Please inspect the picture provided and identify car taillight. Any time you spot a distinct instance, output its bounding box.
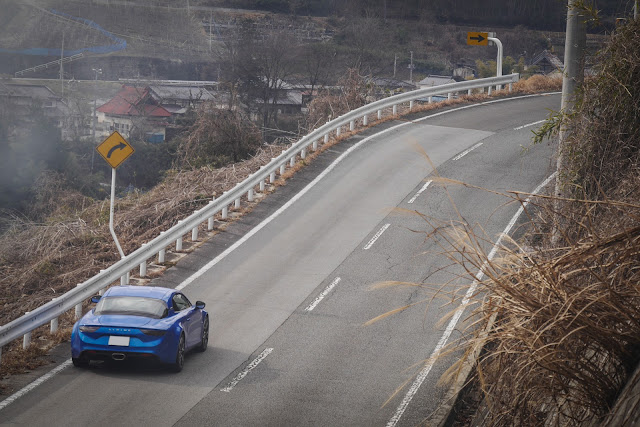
[140,329,166,336]
[79,326,99,333]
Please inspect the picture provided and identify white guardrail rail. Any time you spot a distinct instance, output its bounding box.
[0,74,519,361]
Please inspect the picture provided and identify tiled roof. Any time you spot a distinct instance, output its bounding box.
[97,85,171,117]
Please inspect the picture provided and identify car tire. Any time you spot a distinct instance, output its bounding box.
[172,334,186,373]
[197,315,209,352]
[72,357,89,368]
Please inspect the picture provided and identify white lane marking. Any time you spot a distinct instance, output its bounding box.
[408,180,432,204]
[514,119,546,130]
[363,224,391,250]
[452,142,483,161]
[176,124,416,291]
[0,92,560,410]
[386,172,557,427]
[305,277,341,312]
[0,360,72,411]
[220,348,273,392]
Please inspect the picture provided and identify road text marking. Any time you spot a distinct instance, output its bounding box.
[452,142,483,161]
[220,348,273,393]
[387,172,558,427]
[408,180,432,204]
[363,224,390,250]
[305,277,341,312]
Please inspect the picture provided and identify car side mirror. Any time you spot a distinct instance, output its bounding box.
[195,301,206,310]
[90,295,101,304]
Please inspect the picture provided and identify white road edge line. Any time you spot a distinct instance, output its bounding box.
[363,224,391,250]
[408,180,432,204]
[386,172,558,427]
[0,92,560,412]
[220,348,273,392]
[305,277,341,312]
[0,360,72,412]
[452,142,483,161]
[514,119,546,130]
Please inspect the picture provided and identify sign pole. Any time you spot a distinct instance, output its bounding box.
[109,167,125,260]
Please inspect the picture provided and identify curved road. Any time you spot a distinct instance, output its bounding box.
[0,94,559,426]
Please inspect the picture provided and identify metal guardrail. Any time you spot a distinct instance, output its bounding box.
[0,74,520,358]
[14,53,85,77]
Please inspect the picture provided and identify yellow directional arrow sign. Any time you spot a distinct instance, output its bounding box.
[467,32,489,46]
[96,131,134,169]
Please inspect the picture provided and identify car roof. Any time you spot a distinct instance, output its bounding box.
[103,285,175,302]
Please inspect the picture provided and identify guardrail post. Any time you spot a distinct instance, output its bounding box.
[349,120,355,131]
[324,134,329,143]
[468,89,472,96]
[140,259,147,277]
[176,236,183,251]
[259,180,265,192]
[269,171,276,183]
[208,216,214,230]
[409,100,414,111]
[23,314,31,349]
[50,301,58,333]
[363,115,368,126]
[289,156,295,167]
[75,284,83,319]
[392,105,397,115]
[448,92,453,100]
[158,248,166,263]
[336,127,341,137]
[509,82,513,92]
[222,206,228,219]
[488,85,492,95]
[248,189,254,202]
[301,148,306,159]
[120,273,128,286]
[279,164,286,175]
[234,198,241,209]
[377,109,382,119]
[192,226,198,241]
[428,96,433,103]
[313,140,318,151]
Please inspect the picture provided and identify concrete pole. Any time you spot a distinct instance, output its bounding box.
[557,0,587,199]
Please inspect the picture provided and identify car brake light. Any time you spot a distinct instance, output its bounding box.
[140,329,166,336]
[79,326,99,333]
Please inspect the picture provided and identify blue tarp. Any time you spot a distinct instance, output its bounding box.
[0,9,126,56]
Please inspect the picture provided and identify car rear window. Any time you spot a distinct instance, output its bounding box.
[94,296,167,319]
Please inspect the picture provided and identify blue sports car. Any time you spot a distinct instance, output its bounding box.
[71,285,208,372]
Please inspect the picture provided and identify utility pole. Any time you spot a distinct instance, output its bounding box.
[408,51,414,82]
[60,33,64,97]
[556,0,587,199]
[393,54,397,78]
[90,68,102,174]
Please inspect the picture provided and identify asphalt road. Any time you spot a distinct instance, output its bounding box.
[0,93,560,426]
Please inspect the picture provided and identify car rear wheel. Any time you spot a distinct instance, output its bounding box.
[197,316,209,352]
[72,357,89,368]
[172,334,185,372]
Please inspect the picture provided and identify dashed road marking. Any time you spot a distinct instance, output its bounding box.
[514,119,546,130]
[408,181,432,204]
[220,348,274,393]
[452,142,483,161]
[305,277,341,312]
[363,224,390,250]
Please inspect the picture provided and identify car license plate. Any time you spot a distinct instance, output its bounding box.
[108,336,130,346]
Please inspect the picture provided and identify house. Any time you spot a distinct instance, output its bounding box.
[418,75,456,88]
[369,77,417,99]
[0,83,78,138]
[529,50,564,75]
[147,85,215,115]
[96,85,171,142]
